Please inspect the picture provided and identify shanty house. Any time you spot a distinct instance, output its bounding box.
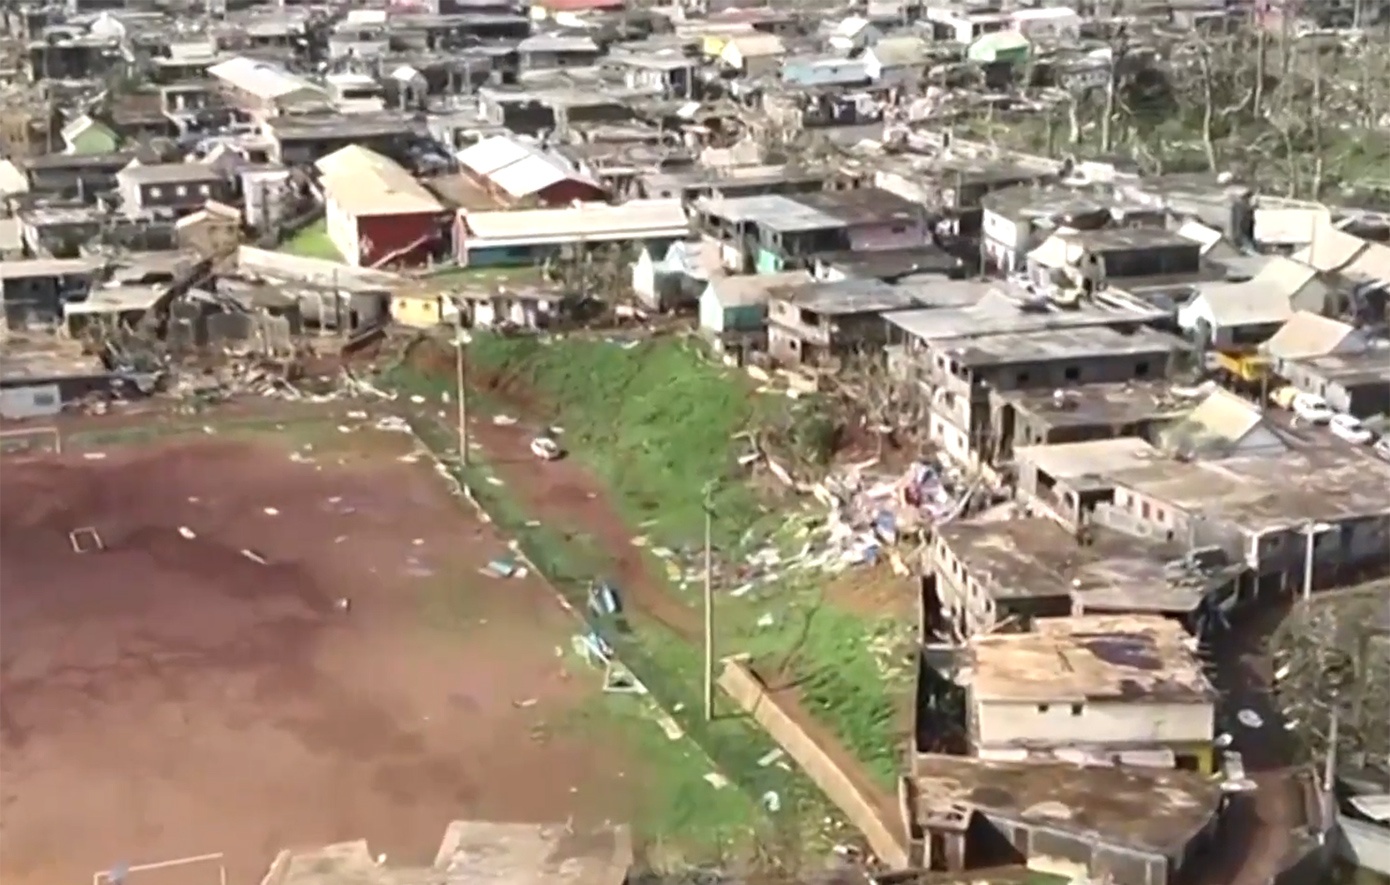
[719,34,787,77]
[530,0,626,18]
[175,200,242,264]
[116,163,231,214]
[317,145,446,269]
[1,257,104,329]
[793,189,929,252]
[862,36,931,84]
[695,195,848,274]
[456,199,689,268]
[1260,311,1369,377]
[967,615,1217,773]
[517,34,603,70]
[632,239,722,312]
[208,56,331,117]
[457,135,607,207]
[1162,387,1287,460]
[1177,257,1328,349]
[1282,349,1390,418]
[699,270,809,360]
[60,114,119,155]
[826,16,881,53]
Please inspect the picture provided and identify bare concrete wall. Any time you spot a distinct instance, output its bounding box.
[718,659,910,868]
[236,247,401,291]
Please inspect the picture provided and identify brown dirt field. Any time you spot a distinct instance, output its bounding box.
[0,431,635,885]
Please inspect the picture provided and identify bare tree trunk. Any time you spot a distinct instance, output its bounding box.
[1198,41,1219,173]
[1309,45,1326,199]
[1100,55,1118,153]
[1253,21,1267,120]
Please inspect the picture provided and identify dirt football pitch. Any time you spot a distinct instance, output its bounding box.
[0,425,637,885]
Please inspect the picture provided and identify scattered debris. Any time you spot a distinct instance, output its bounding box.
[483,558,518,578]
[530,436,563,461]
[335,597,351,613]
[703,772,730,789]
[241,549,268,565]
[69,527,104,554]
[178,526,197,540]
[757,748,786,767]
[263,507,280,516]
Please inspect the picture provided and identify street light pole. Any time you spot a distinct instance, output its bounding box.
[1301,525,1314,602]
[1300,521,1331,601]
[455,323,469,468]
[703,500,715,722]
[701,481,718,722]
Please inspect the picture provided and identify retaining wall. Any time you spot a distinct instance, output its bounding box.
[717,658,910,868]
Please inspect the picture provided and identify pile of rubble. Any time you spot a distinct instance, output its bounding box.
[647,456,975,601]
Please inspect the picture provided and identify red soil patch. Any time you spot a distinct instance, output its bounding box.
[0,435,633,885]
[462,415,702,644]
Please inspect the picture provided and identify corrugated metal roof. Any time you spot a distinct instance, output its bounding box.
[1290,225,1366,272]
[724,33,785,58]
[1262,311,1357,360]
[457,136,534,177]
[490,155,573,199]
[1350,794,1390,823]
[1253,206,1330,247]
[316,146,442,217]
[456,136,597,199]
[695,195,845,232]
[1183,388,1262,443]
[1340,241,1390,284]
[464,200,688,246]
[208,56,326,102]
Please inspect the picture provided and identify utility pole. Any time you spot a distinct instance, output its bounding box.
[455,322,469,467]
[1301,524,1315,602]
[702,482,715,722]
[1300,521,1329,601]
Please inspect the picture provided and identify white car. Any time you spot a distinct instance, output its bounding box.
[1329,413,1375,445]
[1292,393,1335,424]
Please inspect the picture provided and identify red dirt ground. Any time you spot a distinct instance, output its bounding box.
[0,432,634,885]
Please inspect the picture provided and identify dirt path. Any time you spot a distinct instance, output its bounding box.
[1184,598,1302,885]
[463,416,703,644]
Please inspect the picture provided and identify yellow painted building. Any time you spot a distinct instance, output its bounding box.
[698,24,757,57]
[390,293,445,329]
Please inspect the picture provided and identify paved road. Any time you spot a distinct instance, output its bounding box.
[1185,597,1308,885]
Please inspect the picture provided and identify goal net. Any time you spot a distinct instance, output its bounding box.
[93,854,227,885]
[0,426,61,456]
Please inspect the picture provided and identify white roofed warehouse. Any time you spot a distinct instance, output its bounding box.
[315,146,447,270]
[454,200,690,269]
